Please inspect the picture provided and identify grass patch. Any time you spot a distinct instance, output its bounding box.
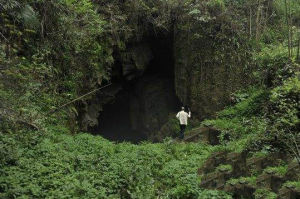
[264,165,288,177]
[283,181,300,191]
[227,176,257,186]
[254,188,277,199]
[216,164,232,173]
[251,151,269,158]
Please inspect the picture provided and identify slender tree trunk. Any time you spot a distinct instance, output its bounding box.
[256,1,262,41]
[289,1,293,57]
[297,37,300,62]
[284,0,291,58]
[263,0,270,32]
[250,7,252,38]
[261,5,265,33]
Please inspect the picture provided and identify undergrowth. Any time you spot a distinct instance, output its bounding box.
[0,127,232,199]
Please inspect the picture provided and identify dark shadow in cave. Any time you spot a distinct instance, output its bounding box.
[145,33,175,77]
[95,32,181,143]
[96,89,147,143]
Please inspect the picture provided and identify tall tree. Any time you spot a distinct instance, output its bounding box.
[284,0,291,58]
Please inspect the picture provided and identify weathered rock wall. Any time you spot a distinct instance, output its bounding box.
[78,1,255,139]
[129,76,180,134]
[174,19,253,119]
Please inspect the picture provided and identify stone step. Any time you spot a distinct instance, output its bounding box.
[278,187,293,199]
[246,155,270,175]
[200,172,219,189]
[224,182,256,199]
[184,126,221,145]
[285,161,300,181]
[245,152,291,176]
[216,183,225,190]
[225,151,248,178]
[200,169,232,189]
[256,173,285,193]
[198,150,248,177]
[197,141,299,198]
[198,151,228,174]
[184,132,200,142]
[278,186,300,199]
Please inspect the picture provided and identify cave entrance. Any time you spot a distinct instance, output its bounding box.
[96,32,181,142]
[145,33,175,77]
[97,89,147,143]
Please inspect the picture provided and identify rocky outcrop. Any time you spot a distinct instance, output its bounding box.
[78,84,122,131]
[79,10,254,139]
[199,150,300,199]
[129,76,179,135]
[78,43,156,134]
[173,19,253,119]
[184,127,221,145]
[120,43,153,80]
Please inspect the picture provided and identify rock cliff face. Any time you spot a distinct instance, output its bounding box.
[119,43,153,81]
[174,19,252,119]
[78,84,122,132]
[129,76,179,134]
[79,8,253,141]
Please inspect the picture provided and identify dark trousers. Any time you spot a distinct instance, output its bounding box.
[179,124,186,139]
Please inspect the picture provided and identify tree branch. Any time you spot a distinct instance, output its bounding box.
[46,83,112,116]
[0,32,9,42]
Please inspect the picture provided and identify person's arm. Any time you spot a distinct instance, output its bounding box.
[188,108,191,118]
[176,112,180,119]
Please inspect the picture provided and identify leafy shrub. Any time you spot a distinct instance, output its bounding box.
[218,87,269,118]
[254,44,295,86]
[283,181,300,191]
[216,164,232,172]
[207,0,226,12]
[268,75,300,163]
[254,188,277,199]
[227,176,257,186]
[157,113,181,140]
[270,76,300,129]
[264,165,288,177]
[202,66,299,155]
[203,87,269,146]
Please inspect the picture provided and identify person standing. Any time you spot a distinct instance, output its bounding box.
[176,106,191,139]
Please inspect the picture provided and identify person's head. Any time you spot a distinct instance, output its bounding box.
[181,106,185,111]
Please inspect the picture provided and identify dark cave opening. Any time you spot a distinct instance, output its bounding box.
[144,34,175,77]
[94,33,181,142]
[96,89,147,143]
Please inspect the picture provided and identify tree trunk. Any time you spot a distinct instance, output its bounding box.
[262,0,270,32]
[255,1,262,41]
[250,7,252,38]
[284,0,291,58]
[297,37,300,62]
[289,1,293,57]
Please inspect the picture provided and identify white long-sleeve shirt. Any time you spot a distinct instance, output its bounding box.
[176,110,191,125]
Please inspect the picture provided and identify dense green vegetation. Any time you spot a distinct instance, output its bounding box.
[203,54,299,160]
[1,128,234,198]
[1,0,300,198]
